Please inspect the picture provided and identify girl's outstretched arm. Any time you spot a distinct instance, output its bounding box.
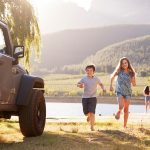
[131,76,136,86]
[99,82,106,92]
[110,73,117,91]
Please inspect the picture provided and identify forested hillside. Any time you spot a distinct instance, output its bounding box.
[62,35,150,75]
[32,24,150,73]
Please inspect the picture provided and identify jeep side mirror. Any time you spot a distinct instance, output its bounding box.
[14,46,24,59]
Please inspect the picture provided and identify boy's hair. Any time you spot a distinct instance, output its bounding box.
[85,65,95,72]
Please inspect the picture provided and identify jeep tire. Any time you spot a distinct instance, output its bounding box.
[19,90,46,137]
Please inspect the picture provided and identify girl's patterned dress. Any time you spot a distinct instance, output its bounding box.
[116,71,132,96]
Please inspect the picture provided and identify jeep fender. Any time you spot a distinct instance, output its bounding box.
[16,74,44,106]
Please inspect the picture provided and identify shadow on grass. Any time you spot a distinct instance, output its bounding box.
[0,120,148,150]
[0,132,107,150]
[138,128,150,136]
[98,130,140,142]
[0,130,146,150]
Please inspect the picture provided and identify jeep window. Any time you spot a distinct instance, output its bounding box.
[0,28,6,54]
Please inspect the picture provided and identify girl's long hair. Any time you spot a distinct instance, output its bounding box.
[111,57,136,77]
[144,86,149,95]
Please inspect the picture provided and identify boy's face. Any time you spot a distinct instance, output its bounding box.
[85,68,95,77]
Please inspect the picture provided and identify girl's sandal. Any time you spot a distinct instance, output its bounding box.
[91,127,95,131]
[115,111,121,120]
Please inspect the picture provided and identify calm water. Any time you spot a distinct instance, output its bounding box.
[46,103,146,118]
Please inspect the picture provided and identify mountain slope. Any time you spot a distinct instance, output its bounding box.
[39,24,150,69]
[63,35,150,74]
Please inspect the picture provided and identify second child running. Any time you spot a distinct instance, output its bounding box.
[77,65,106,131]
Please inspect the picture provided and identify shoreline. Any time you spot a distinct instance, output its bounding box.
[11,113,150,124]
[45,96,145,105]
[45,113,150,125]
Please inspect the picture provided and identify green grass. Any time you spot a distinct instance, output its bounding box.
[44,73,149,96]
[0,119,149,150]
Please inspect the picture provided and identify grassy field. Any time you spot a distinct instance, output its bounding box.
[44,73,149,97]
[0,119,150,150]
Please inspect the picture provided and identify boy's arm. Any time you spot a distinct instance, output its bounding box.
[77,83,84,88]
[97,78,106,92]
[77,78,84,88]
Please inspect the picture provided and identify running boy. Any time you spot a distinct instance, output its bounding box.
[77,65,106,131]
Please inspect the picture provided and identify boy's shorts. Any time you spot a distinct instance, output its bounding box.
[82,97,97,115]
[116,92,131,100]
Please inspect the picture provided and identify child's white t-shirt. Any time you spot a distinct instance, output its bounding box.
[78,76,102,98]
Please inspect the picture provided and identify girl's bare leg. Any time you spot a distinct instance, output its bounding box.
[124,99,130,128]
[148,101,150,110]
[115,96,124,119]
[145,101,148,113]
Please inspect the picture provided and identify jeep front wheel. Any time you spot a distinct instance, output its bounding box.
[19,90,46,137]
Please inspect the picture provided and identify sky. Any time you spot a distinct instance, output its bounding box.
[30,0,150,34]
[31,0,92,11]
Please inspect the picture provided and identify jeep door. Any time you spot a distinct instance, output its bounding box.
[0,28,14,104]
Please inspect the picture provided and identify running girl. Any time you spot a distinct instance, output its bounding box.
[110,57,136,128]
[143,86,150,112]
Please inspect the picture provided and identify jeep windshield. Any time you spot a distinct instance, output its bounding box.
[0,28,6,54]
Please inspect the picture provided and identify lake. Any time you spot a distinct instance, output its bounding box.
[46,103,146,118]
